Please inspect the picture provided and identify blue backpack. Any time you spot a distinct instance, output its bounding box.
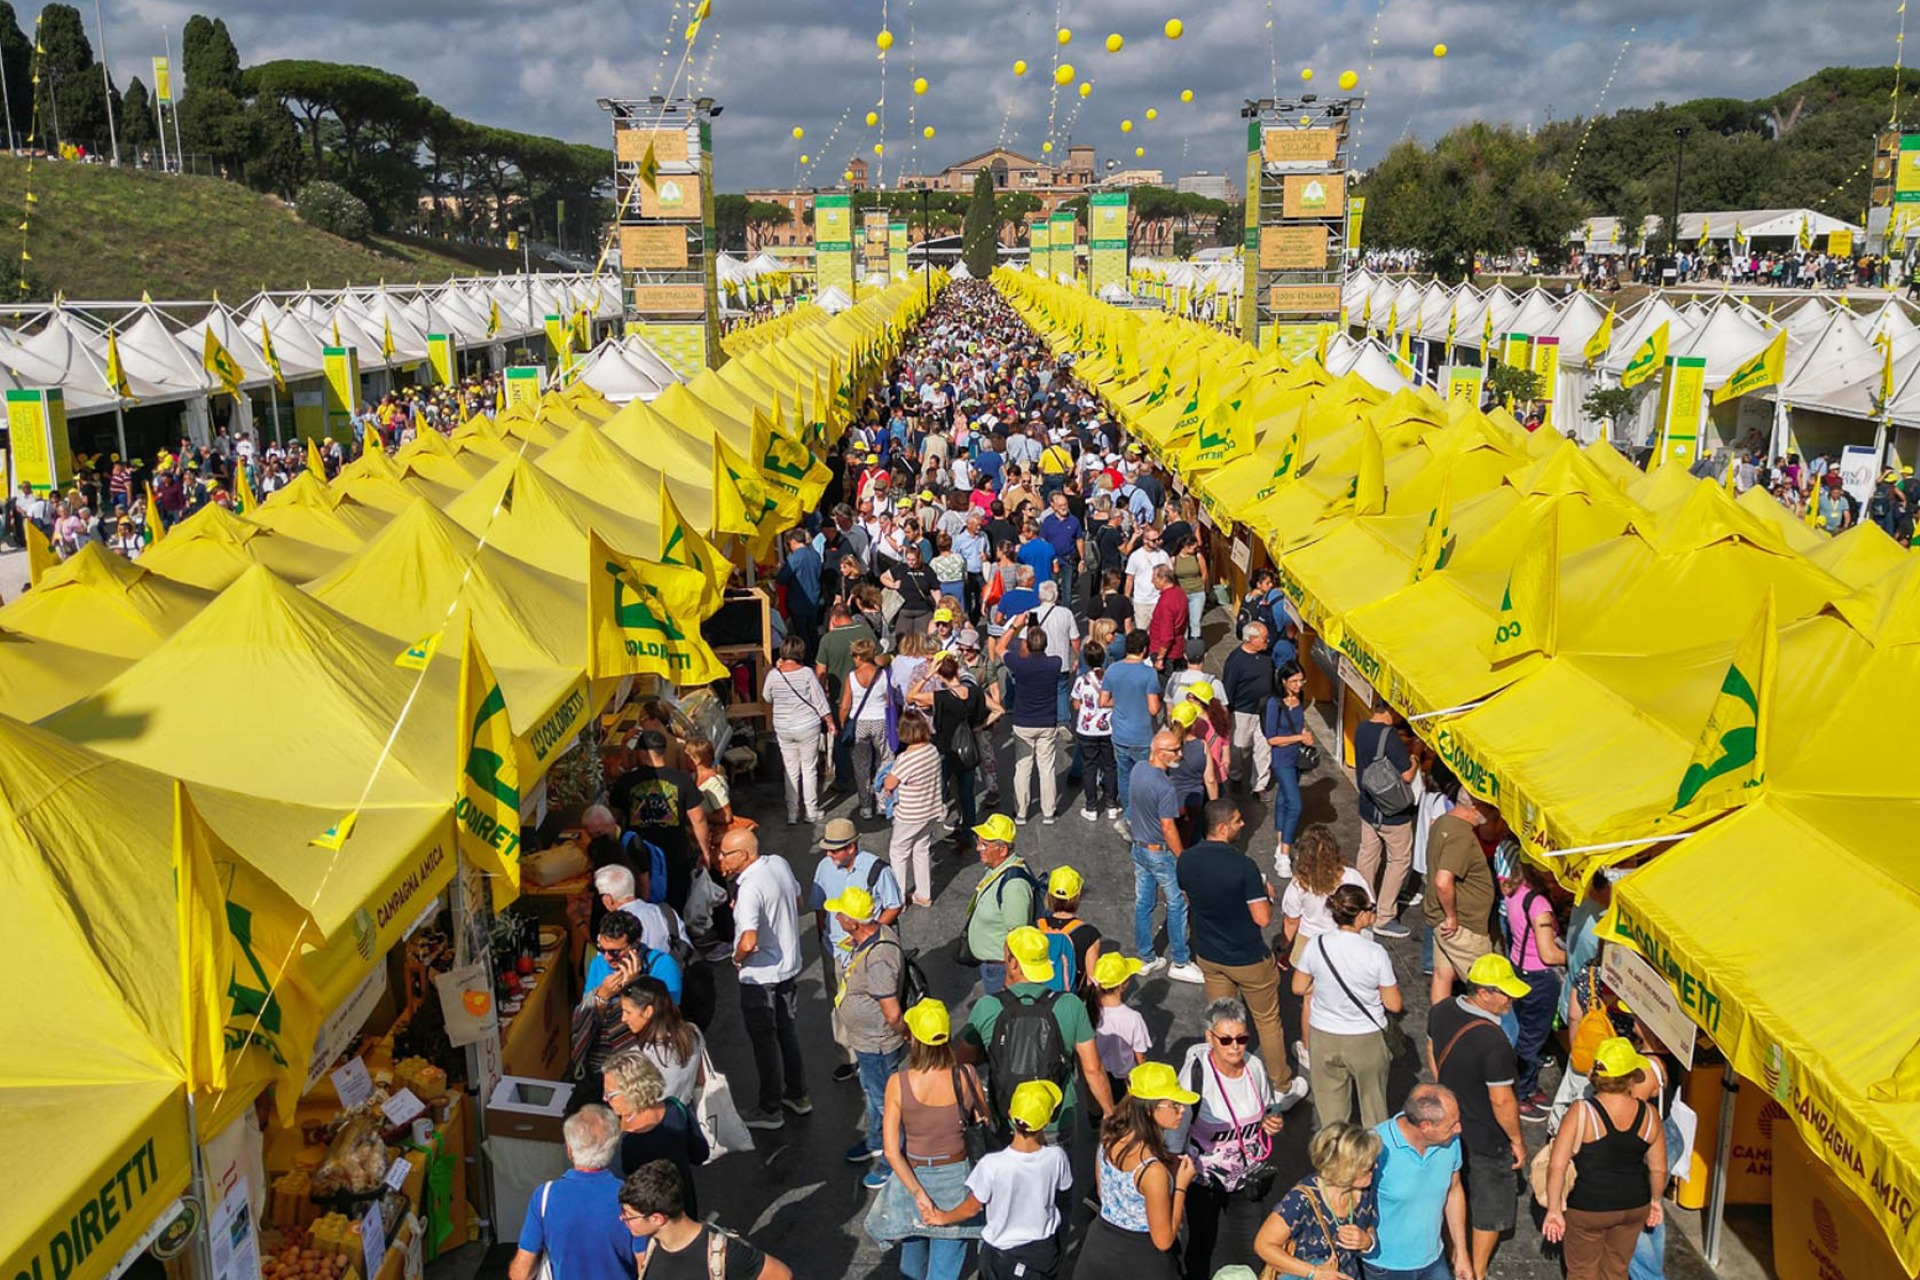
[623,832,670,905]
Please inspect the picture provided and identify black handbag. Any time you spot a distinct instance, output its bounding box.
[1297,743,1322,773]
[952,1066,1002,1164]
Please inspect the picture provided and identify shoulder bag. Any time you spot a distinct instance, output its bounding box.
[1313,936,1410,1061]
[695,1042,753,1158]
[1357,723,1415,816]
[951,1065,1002,1164]
[841,670,880,745]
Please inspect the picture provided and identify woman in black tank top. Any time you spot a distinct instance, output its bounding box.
[1541,1039,1670,1280]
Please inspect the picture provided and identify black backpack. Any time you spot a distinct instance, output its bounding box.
[985,988,1072,1135]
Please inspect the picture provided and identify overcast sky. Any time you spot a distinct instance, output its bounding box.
[86,0,1911,190]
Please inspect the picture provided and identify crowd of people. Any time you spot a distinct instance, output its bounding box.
[1719,446,1920,541]
[529,280,1685,1280]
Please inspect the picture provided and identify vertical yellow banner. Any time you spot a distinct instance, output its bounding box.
[321,346,359,439]
[1659,356,1708,469]
[1500,332,1531,368]
[1445,365,1485,406]
[1530,336,1560,432]
[1346,195,1366,249]
[5,388,73,491]
[426,333,456,386]
[504,365,543,409]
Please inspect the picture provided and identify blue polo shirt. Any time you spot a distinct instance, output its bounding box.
[1017,537,1056,586]
[584,944,683,1005]
[1103,658,1162,747]
[1368,1116,1462,1270]
[517,1169,646,1280]
[810,850,905,949]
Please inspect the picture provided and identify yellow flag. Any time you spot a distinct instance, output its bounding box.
[685,0,711,41]
[25,519,57,585]
[1412,469,1454,581]
[1797,216,1812,251]
[1179,391,1252,471]
[233,460,257,515]
[638,141,661,192]
[1710,328,1785,405]
[381,315,396,360]
[1395,326,1412,368]
[659,484,727,610]
[363,420,383,456]
[587,529,728,684]
[487,298,502,337]
[1619,321,1668,390]
[307,436,326,480]
[105,327,131,398]
[1481,307,1494,352]
[1490,508,1558,663]
[260,319,286,390]
[309,812,358,851]
[1878,332,1896,409]
[395,631,443,670]
[456,626,525,896]
[1673,590,1775,815]
[203,327,245,397]
[1583,307,1615,363]
[173,781,323,1106]
[143,482,165,546]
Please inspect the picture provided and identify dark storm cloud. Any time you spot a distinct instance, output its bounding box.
[82,0,1912,188]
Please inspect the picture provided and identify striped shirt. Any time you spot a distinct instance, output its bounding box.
[890,744,945,825]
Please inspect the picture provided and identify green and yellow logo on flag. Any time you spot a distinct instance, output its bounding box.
[660,484,726,611]
[1584,307,1615,364]
[1179,394,1251,471]
[638,141,661,193]
[204,327,245,397]
[106,327,132,398]
[456,626,524,894]
[143,482,165,546]
[1490,508,1559,664]
[309,811,358,851]
[395,631,443,670]
[260,319,286,391]
[1412,470,1454,582]
[174,780,321,1105]
[1673,590,1775,815]
[587,529,727,684]
[233,460,257,515]
[1619,321,1668,390]
[1710,329,1785,405]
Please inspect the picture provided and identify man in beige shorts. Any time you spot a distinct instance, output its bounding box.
[1422,788,1500,1005]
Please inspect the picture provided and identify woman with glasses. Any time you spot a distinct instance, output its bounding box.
[1169,998,1290,1279]
[1070,1062,1198,1279]
[602,1050,708,1217]
[1255,1121,1383,1280]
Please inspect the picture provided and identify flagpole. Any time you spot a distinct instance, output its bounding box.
[269,378,284,445]
[112,402,128,459]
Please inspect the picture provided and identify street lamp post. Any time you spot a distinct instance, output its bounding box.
[1669,125,1691,277]
[916,183,932,307]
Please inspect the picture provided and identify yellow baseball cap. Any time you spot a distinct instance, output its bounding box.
[1004,925,1056,983]
[1090,951,1145,990]
[1127,1061,1201,1106]
[973,814,1017,844]
[822,885,879,922]
[1466,954,1533,998]
[1007,1079,1063,1132]
[1047,865,1085,899]
[903,998,952,1045]
[1591,1037,1654,1080]
[1185,681,1215,704]
[920,489,937,501]
[1169,701,1200,727]
[934,607,954,622]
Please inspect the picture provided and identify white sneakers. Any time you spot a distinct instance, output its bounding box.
[1274,852,1294,880]
[1293,1039,1311,1072]
[1166,962,1205,985]
[1138,955,1169,977]
[1275,1077,1311,1110]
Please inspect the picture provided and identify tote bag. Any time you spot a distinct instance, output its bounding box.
[695,1045,753,1157]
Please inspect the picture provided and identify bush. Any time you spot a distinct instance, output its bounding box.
[295,180,372,241]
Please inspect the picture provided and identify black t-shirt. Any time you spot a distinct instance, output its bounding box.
[640,1226,766,1280]
[1095,592,1133,634]
[1353,721,1414,826]
[891,563,939,613]
[1162,520,1194,555]
[1427,997,1517,1156]
[1220,647,1274,714]
[1093,524,1128,578]
[1176,842,1269,967]
[986,517,1017,552]
[614,1099,709,1218]
[610,766,699,906]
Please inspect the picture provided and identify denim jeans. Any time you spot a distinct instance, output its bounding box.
[739,977,807,1112]
[1272,761,1303,843]
[856,1046,905,1153]
[1629,1216,1667,1280]
[1114,740,1149,807]
[901,1237,970,1280]
[945,762,978,832]
[1186,590,1206,638]
[1363,1257,1453,1280]
[979,960,1008,995]
[1513,968,1562,1099]
[1131,842,1190,965]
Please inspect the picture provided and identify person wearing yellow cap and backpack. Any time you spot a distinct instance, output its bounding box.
[958,926,1115,1141]
[1035,865,1101,994]
[924,1080,1073,1279]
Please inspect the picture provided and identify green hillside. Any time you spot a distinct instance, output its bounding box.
[0,156,524,302]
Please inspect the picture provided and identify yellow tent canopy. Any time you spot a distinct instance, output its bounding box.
[133,502,346,590]
[534,417,667,528]
[598,397,746,536]
[248,470,392,552]
[443,454,665,579]
[0,628,132,720]
[0,541,213,658]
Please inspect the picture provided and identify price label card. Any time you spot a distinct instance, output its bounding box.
[330,1058,373,1110]
[380,1088,426,1127]
[360,1203,385,1280]
[383,1157,411,1193]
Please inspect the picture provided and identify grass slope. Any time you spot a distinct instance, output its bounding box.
[0,156,521,302]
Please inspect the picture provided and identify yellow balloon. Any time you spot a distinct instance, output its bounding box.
[1013,59,1028,76]
[873,142,885,155]
[1105,33,1123,53]
[1433,42,1448,57]
[865,111,879,126]
[843,170,854,181]
[875,29,893,50]
[923,125,936,138]
[1164,18,1184,39]
[1054,63,1075,85]
[1056,27,1072,45]
[1079,81,1092,97]
[913,77,929,95]
[1146,108,1158,120]
[1134,146,1145,157]
[1042,141,1054,153]
[1300,67,1314,81]
[1339,69,1358,90]
[791,126,804,140]
[1121,119,1134,133]
[1180,88,1193,102]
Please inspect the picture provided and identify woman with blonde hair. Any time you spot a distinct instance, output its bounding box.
[602,1049,709,1214]
[865,999,987,1279]
[1254,1121,1381,1280]
[841,637,896,819]
[1542,1039,1669,1280]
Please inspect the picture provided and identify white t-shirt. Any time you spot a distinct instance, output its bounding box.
[1297,930,1398,1035]
[1280,866,1374,938]
[1071,671,1113,737]
[965,1144,1072,1249]
[643,1026,705,1106]
[734,855,804,985]
[1034,603,1078,666]
[616,897,693,955]
[1125,548,1171,606]
[1096,1001,1150,1077]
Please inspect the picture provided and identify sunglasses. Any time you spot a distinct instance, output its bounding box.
[598,944,631,958]
[1211,1032,1252,1046]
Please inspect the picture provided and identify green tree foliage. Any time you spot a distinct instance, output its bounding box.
[180,16,241,95]
[34,3,116,151]
[295,179,372,240]
[119,76,155,151]
[1582,384,1644,431]
[0,2,31,148]
[962,169,998,277]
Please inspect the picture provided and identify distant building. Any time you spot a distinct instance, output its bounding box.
[1176,171,1233,201]
[1098,167,1164,188]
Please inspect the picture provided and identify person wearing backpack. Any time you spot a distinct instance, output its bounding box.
[958,926,1115,1141]
[1353,705,1417,940]
[1500,863,1567,1125]
[961,815,1042,995]
[619,1159,793,1280]
[1036,865,1102,994]
[824,885,911,1183]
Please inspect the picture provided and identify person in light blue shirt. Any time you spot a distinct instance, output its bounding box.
[583,911,683,1005]
[1365,1086,1469,1280]
[808,819,905,950]
[1102,629,1164,806]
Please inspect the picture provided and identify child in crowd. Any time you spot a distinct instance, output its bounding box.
[926,1081,1073,1280]
[1091,952,1151,1107]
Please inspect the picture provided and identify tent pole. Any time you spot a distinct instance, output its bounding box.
[269,380,283,445]
[113,402,129,460]
[183,1091,218,1280]
[1702,1064,1738,1266]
